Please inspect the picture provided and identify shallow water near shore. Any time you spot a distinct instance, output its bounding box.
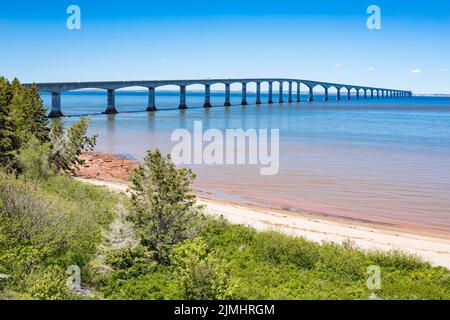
[44,91,450,234]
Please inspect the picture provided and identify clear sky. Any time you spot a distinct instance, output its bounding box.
[1,0,449,94]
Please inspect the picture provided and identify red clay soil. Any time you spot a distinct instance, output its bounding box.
[75,152,138,183]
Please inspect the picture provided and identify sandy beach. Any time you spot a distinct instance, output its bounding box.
[75,153,450,269]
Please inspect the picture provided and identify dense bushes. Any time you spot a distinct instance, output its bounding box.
[95,218,450,300]
[0,173,118,299]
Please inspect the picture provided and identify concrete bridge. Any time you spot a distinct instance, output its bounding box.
[24,78,413,118]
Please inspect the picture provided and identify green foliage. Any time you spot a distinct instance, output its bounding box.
[48,117,97,175]
[171,237,238,300]
[26,265,72,300]
[98,215,450,300]
[9,79,49,144]
[127,149,202,264]
[0,77,20,170]
[251,231,320,270]
[0,172,118,299]
[16,136,53,181]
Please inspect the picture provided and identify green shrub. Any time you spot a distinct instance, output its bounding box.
[26,265,72,300]
[251,231,320,270]
[366,249,431,271]
[127,149,203,264]
[16,136,53,181]
[171,237,238,300]
[0,173,118,297]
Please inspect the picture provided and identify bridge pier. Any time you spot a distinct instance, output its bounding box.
[179,86,187,109]
[268,82,273,104]
[224,84,231,106]
[371,90,374,99]
[347,90,351,100]
[308,87,314,102]
[296,82,301,102]
[48,92,64,118]
[256,83,261,104]
[356,90,360,99]
[146,87,157,111]
[203,84,212,108]
[364,90,367,99]
[241,83,248,105]
[278,82,284,103]
[104,89,118,114]
[324,87,329,101]
[288,82,293,103]
[336,88,341,101]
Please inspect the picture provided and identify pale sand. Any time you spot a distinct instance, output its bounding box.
[77,178,450,269]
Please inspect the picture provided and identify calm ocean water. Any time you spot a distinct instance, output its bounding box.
[42,91,450,234]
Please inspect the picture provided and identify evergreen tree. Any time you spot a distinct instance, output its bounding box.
[127,149,202,264]
[0,78,19,169]
[10,79,49,143]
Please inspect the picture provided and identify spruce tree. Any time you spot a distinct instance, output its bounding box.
[0,78,19,169]
[127,149,202,264]
[10,79,49,143]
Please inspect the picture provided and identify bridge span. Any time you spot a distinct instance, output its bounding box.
[24,78,413,118]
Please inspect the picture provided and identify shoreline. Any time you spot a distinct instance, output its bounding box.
[75,152,450,268]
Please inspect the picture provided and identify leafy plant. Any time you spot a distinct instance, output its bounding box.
[127,149,203,264]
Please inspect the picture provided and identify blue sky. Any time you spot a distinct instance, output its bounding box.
[0,0,449,94]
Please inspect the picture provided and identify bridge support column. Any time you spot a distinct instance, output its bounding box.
[104,89,118,114]
[268,82,273,104]
[336,89,341,101]
[364,90,367,99]
[241,83,248,105]
[278,82,284,103]
[377,90,380,98]
[371,90,374,99]
[146,87,157,111]
[288,82,293,103]
[179,86,187,109]
[256,83,261,105]
[203,84,212,108]
[356,90,360,99]
[347,90,351,100]
[48,92,64,118]
[296,82,301,102]
[324,87,329,101]
[308,87,314,102]
[224,84,231,106]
